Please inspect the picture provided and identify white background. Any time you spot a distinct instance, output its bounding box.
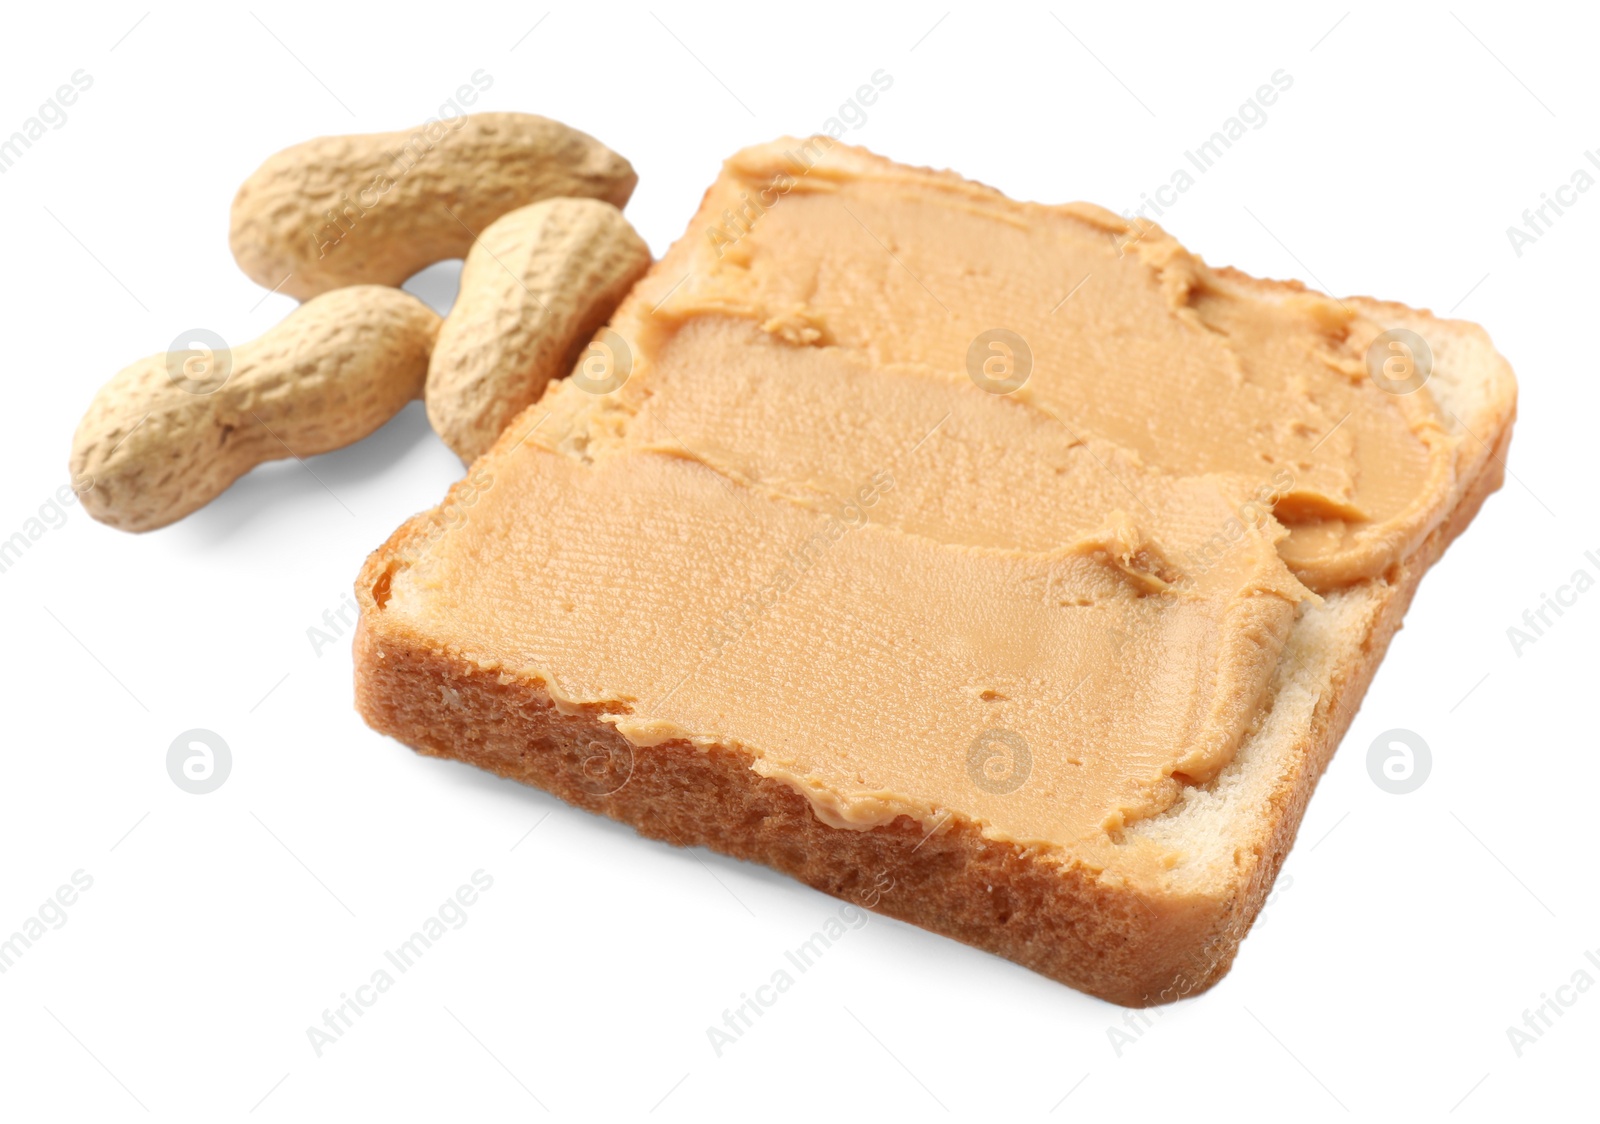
[1,2,1593,1120]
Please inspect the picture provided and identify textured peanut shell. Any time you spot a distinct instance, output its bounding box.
[425,198,652,461]
[70,286,441,533]
[229,113,638,300]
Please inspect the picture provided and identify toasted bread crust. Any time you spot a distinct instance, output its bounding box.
[352,382,1510,1005]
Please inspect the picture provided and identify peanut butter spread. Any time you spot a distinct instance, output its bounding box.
[378,139,1462,874]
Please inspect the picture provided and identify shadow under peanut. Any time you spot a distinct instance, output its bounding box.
[171,400,437,544]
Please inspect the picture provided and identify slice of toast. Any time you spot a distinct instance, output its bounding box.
[354,138,1516,1005]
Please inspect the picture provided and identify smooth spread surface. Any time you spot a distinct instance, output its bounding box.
[377,139,1462,872]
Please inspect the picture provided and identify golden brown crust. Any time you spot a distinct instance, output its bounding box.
[352,393,1509,1005]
